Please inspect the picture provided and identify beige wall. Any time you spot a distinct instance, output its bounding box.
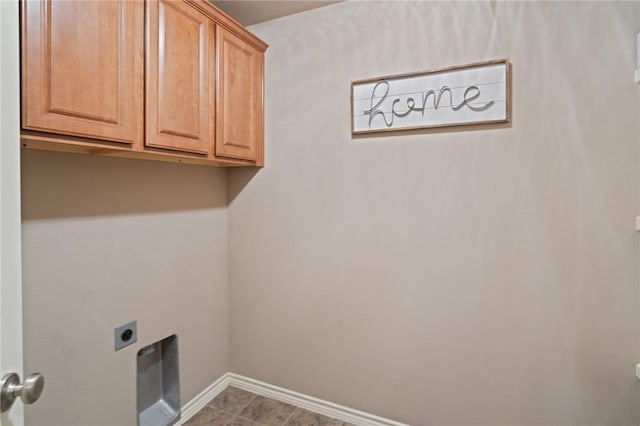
[229,1,640,424]
[21,150,229,425]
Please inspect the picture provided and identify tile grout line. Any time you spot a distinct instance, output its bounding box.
[231,390,259,425]
[231,411,270,426]
[279,406,300,426]
[221,409,239,426]
[210,388,260,426]
[239,391,258,412]
[234,394,296,426]
[192,387,346,426]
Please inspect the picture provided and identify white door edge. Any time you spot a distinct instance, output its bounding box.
[0,0,25,424]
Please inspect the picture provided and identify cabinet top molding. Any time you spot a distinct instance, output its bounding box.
[185,0,268,52]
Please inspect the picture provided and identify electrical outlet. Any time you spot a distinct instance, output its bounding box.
[115,320,137,351]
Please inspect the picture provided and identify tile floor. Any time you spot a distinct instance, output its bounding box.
[184,386,355,426]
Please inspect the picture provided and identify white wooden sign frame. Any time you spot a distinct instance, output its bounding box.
[351,59,511,135]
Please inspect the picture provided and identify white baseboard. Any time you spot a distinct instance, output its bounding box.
[227,373,410,426]
[177,373,230,425]
[178,372,408,426]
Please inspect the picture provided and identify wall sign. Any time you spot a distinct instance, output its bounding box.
[351,59,511,135]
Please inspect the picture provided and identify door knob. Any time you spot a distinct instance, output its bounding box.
[0,372,44,412]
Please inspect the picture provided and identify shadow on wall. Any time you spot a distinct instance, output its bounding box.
[21,149,229,220]
[228,166,260,204]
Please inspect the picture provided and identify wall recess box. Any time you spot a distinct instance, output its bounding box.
[137,335,180,426]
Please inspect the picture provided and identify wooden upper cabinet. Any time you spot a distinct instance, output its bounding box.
[215,27,264,164]
[21,0,144,145]
[146,0,213,155]
[21,0,268,166]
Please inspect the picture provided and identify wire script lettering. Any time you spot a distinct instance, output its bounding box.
[363,80,495,128]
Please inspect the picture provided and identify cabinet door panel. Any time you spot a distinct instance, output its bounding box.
[146,0,212,154]
[216,27,263,162]
[22,0,143,144]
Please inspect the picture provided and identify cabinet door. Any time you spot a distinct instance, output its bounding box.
[21,0,143,145]
[146,0,213,155]
[216,27,263,163]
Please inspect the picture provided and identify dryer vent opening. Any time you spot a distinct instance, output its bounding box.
[137,335,180,426]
